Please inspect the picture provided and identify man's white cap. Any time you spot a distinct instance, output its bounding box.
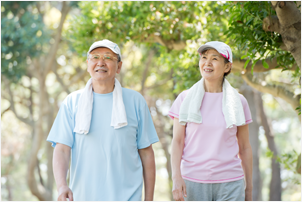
[197,41,232,63]
[87,39,121,61]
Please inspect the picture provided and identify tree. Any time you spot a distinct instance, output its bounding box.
[226,1,300,114]
[2,1,299,200]
[1,2,75,200]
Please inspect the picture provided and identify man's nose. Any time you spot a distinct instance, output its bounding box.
[96,57,106,66]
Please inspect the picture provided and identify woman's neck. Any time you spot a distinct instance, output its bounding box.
[204,79,223,93]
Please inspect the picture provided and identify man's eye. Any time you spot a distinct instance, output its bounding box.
[104,56,112,60]
[93,55,100,59]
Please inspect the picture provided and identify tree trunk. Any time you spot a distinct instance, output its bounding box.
[6,175,13,201]
[255,91,282,201]
[27,75,52,201]
[153,103,173,200]
[240,83,262,201]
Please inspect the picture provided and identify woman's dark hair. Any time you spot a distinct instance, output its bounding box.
[200,47,231,77]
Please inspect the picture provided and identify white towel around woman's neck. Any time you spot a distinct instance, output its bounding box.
[179,78,246,128]
[74,78,127,134]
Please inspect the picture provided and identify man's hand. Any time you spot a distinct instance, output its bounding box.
[53,143,72,201]
[172,176,187,201]
[57,185,73,201]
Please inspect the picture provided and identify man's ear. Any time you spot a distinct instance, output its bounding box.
[87,60,89,72]
[116,61,122,74]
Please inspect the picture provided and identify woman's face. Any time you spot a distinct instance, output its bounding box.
[199,49,230,82]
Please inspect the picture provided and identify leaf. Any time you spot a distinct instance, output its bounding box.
[241,54,248,59]
[266,149,274,158]
[250,59,259,75]
[262,60,269,69]
[244,58,251,69]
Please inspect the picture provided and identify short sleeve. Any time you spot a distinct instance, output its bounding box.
[168,90,188,119]
[239,94,253,125]
[137,99,159,149]
[47,97,75,148]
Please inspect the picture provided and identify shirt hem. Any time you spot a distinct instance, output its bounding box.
[246,119,253,124]
[47,139,73,148]
[182,174,244,184]
[137,137,159,149]
[168,111,179,119]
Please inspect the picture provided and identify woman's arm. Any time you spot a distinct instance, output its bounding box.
[171,118,187,201]
[237,124,253,201]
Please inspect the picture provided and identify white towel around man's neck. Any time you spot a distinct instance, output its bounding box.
[179,78,246,128]
[74,78,127,134]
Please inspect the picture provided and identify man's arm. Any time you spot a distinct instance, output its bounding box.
[237,124,253,201]
[171,118,187,201]
[53,143,74,201]
[138,145,156,201]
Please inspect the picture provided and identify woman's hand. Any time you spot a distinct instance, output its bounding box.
[172,176,187,201]
[245,188,252,201]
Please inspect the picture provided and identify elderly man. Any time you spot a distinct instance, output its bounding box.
[47,39,159,201]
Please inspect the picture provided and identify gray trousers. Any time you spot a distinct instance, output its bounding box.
[184,179,245,201]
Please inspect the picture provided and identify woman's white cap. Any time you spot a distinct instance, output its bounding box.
[87,39,121,60]
[197,41,232,63]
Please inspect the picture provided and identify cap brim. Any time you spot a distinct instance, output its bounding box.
[89,45,118,54]
[197,44,219,54]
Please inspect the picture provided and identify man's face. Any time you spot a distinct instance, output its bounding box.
[87,47,122,83]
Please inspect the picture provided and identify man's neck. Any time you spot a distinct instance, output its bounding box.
[92,79,115,94]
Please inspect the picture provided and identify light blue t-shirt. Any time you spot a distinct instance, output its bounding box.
[47,88,159,201]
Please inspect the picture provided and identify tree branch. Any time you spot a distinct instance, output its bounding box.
[2,78,34,127]
[270,1,301,69]
[43,2,70,77]
[1,106,10,117]
[147,33,186,51]
[140,50,155,95]
[52,62,71,94]
[241,73,300,115]
[232,58,296,73]
[271,1,301,27]
[63,66,88,88]
[263,15,281,33]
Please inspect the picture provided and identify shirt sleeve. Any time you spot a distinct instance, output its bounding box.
[46,96,75,148]
[239,94,253,125]
[168,90,188,119]
[136,98,159,149]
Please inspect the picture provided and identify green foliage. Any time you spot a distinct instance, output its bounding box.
[67,1,229,92]
[68,1,211,55]
[225,2,299,75]
[269,149,301,177]
[1,2,50,81]
[295,98,301,115]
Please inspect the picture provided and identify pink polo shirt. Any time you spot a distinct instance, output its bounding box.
[169,90,252,183]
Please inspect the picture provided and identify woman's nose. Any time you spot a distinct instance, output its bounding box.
[205,59,211,65]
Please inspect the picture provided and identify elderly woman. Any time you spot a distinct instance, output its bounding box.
[169,41,253,201]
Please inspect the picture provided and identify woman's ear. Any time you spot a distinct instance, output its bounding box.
[224,62,232,73]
